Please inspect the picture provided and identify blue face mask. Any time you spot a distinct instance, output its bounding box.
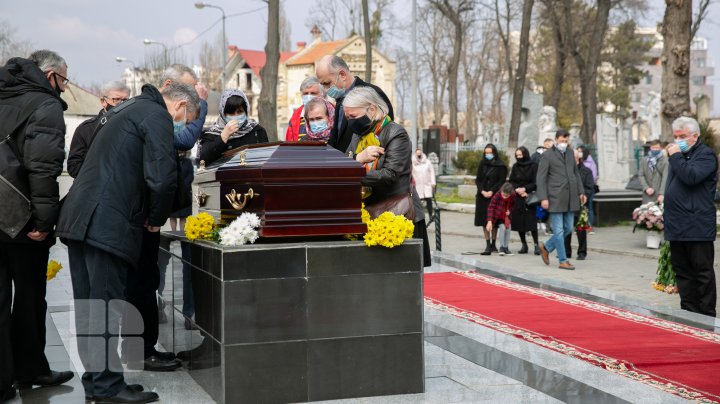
[484,154,494,161]
[301,94,315,106]
[675,139,690,152]
[327,86,345,100]
[649,150,662,157]
[326,73,346,99]
[173,105,187,134]
[309,119,328,133]
[226,114,247,126]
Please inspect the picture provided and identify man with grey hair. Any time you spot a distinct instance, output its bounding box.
[664,116,718,317]
[56,81,199,403]
[285,76,324,141]
[0,49,74,400]
[67,80,131,177]
[315,54,394,153]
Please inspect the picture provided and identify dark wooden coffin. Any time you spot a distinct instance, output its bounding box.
[194,142,367,237]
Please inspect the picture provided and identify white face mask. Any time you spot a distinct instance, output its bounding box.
[556,143,568,152]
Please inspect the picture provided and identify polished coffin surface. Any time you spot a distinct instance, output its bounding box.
[159,232,425,403]
[194,142,368,237]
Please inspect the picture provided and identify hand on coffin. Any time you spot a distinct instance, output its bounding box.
[221,120,241,143]
[356,146,385,164]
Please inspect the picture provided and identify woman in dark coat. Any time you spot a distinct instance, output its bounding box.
[509,147,539,255]
[474,143,508,254]
[198,89,268,166]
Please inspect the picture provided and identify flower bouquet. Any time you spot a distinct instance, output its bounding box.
[652,241,678,294]
[576,206,590,232]
[184,212,261,246]
[632,202,664,232]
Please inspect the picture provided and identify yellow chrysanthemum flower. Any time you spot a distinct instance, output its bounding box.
[47,260,63,281]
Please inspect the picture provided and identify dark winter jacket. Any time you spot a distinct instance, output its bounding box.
[475,158,508,195]
[509,159,538,194]
[330,76,395,154]
[197,125,269,166]
[578,163,595,198]
[67,109,103,178]
[664,140,717,242]
[348,121,411,206]
[56,85,177,265]
[0,57,66,243]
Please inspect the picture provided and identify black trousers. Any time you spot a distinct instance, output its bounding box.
[66,240,128,398]
[670,241,717,317]
[564,230,587,258]
[0,242,51,390]
[122,229,161,357]
[413,219,432,267]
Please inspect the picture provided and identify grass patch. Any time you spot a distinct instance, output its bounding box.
[436,189,475,205]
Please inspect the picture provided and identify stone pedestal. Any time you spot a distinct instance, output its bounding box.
[158,233,425,403]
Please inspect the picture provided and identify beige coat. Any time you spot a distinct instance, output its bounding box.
[412,153,436,199]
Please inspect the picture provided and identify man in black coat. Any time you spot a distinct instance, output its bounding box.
[315,55,394,153]
[664,116,718,317]
[56,82,199,403]
[66,80,130,178]
[0,50,74,401]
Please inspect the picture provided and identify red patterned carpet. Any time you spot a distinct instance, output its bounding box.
[424,272,720,403]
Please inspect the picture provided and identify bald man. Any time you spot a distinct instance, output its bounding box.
[315,55,394,153]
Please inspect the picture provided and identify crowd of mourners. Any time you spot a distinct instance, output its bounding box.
[0,42,716,404]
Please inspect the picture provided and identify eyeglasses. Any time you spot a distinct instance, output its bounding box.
[52,72,69,85]
[104,96,129,104]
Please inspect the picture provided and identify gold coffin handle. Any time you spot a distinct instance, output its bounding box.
[195,190,208,207]
[225,188,260,211]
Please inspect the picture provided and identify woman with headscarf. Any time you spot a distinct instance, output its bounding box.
[198,89,268,166]
[474,143,508,255]
[301,96,335,142]
[509,146,540,254]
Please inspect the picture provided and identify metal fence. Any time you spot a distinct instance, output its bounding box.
[438,143,484,175]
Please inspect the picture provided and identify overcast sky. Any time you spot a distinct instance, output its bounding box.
[2,0,718,114]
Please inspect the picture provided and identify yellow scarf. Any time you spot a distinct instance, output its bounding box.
[355,116,391,172]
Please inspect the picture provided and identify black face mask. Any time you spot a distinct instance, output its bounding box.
[348,115,375,136]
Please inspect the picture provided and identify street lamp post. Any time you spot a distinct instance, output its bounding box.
[195,2,227,90]
[143,38,168,68]
[115,57,137,96]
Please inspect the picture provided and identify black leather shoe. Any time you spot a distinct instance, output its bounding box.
[87,384,144,400]
[95,386,158,403]
[1,387,16,402]
[577,254,586,260]
[16,370,74,388]
[149,349,176,361]
[143,356,182,372]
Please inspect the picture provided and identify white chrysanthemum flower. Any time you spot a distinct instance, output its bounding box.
[218,213,262,246]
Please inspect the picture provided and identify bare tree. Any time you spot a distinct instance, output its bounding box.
[280,4,292,52]
[418,5,451,125]
[561,0,612,144]
[429,0,474,131]
[259,0,280,141]
[463,15,494,142]
[691,0,711,40]
[507,0,535,150]
[363,0,372,81]
[198,31,224,91]
[659,0,692,139]
[538,0,569,111]
[0,20,32,65]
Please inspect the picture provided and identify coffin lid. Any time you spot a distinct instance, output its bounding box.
[195,141,364,183]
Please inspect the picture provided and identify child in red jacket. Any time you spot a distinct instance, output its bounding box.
[484,182,516,256]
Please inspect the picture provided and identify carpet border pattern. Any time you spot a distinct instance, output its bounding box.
[425,271,720,403]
